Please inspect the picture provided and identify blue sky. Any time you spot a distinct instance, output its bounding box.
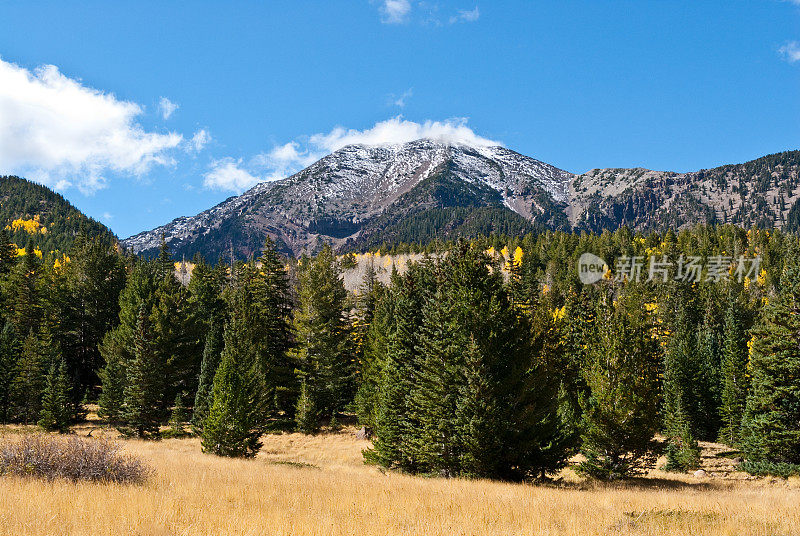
[1,0,799,238]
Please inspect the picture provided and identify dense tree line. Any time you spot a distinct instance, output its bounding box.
[1,224,799,481]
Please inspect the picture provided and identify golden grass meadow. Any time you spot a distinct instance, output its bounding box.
[1,425,799,536]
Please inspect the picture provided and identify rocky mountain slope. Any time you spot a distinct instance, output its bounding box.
[123,140,573,258]
[122,143,800,259]
[569,151,800,233]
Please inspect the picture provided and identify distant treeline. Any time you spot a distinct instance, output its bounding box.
[0,224,798,481]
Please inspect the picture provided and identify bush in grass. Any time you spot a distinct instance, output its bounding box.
[739,460,800,478]
[0,434,150,484]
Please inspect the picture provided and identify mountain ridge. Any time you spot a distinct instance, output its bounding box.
[121,142,800,258]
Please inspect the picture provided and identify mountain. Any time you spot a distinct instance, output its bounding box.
[122,143,800,259]
[0,175,116,253]
[569,151,800,233]
[123,140,573,258]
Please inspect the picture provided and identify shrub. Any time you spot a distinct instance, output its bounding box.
[664,422,702,472]
[0,434,150,484]
[739,460,800,478]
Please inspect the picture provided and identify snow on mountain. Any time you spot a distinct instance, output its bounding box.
[123,139,574,258]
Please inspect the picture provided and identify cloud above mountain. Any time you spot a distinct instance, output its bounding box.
[0,57,200,193]
[203,117,501,192]
[380,0,411,24]
[779,41,800,63]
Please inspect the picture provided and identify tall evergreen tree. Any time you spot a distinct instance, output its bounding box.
[293,245,352,419]
[122,305,167,438]
[366,262,433,470]
[694,296,723,441]
[201,291,268,457]
[410,286,463,475]
[740,244,800,465]
[719,292,749,445]
[354,276,392,430]
[10,330,46,423]
[191,324,223,432]
[662,290,702,470]
[370,244,569,480]
[55,236,125,410]
[0,322,17,423]
[252,238,296,419]
[0,228,16,275]
[9,240,42,336]
[577,288,661,479]
[38,358,72,432]
[97,343,126,424]
[294,379,319,434]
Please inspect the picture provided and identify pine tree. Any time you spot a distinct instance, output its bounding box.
[410,286,463,476]
[192,324,223,432]
[719,292,749,446]
[577,289,661,479]
[99,258,161,408]
[97,343,126,424]
[293,245,352,419]
[56,236,125,413]
[252,237,295,420]
[740,243,800,466]
[122,305,167,438]
[694,296,723,441]
[354,280,392,431]
[455,336,502,478]
[151,260,199,407]
[662,294,698,436]
[9,240,42,336]
[10,331,46,423]
[0,228,16,274]
[38,359,72,432]
[201,291,268,457]
[168,393,189,438]
[352,259,384,427]
[366,267,427,470]
[664,415,701,472]
[662,291,703,470]
[370,244,569,480]
[0,322,17,423]
[295,379,319,434]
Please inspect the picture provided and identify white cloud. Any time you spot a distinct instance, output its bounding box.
[0,57,184,193]
[102,212,113,221]
[204,117,500,192]
[779,41,800,63]
[203,158,261,191]
[390,87,413,108]
[187,129,211,152]
[450,6,479,24]
[158,96,178,119]
[380,0,411,24]
[309,116,499,151]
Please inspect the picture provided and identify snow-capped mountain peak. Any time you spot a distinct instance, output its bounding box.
[123,139,574,257]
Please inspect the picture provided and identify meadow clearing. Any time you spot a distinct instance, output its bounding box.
[1,425,799,536]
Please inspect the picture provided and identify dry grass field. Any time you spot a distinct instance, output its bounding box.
[1,425,799,536]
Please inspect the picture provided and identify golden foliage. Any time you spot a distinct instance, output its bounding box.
[8,215,45,235]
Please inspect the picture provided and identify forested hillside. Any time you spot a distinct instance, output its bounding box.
[0,175,116,253]
[3,223,800,481]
